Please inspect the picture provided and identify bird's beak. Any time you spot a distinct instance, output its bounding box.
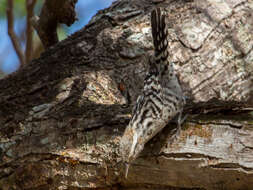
[124,162,130,179]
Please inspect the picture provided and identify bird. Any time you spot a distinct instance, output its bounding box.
[119,7,186,178]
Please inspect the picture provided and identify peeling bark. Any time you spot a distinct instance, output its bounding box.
[0,0,253,189]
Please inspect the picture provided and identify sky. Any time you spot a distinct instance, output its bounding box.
[0,0,114,74]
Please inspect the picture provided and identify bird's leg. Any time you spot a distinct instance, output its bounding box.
[169,111,188,143]
[176,110,188,137]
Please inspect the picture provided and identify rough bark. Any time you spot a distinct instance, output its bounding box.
[1,0,253,189]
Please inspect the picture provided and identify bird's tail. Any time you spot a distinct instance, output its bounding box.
[151,8,169,64]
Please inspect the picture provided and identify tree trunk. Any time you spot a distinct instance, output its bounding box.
[1,0,253,189]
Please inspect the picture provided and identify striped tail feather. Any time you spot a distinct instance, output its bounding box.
[151,8,169,63]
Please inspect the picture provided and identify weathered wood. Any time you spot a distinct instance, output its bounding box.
[0,0,253,189]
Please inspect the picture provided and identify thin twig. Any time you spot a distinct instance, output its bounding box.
[25,0,37,63]
[6,0,25,66]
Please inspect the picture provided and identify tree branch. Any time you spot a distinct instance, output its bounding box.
[32,0,78,48]
[6,0,25,66]
[25,0,36,64]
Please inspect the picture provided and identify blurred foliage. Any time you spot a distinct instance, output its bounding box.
[0,1,6,17]
[0,0,43,18]
[58,26,67,41]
